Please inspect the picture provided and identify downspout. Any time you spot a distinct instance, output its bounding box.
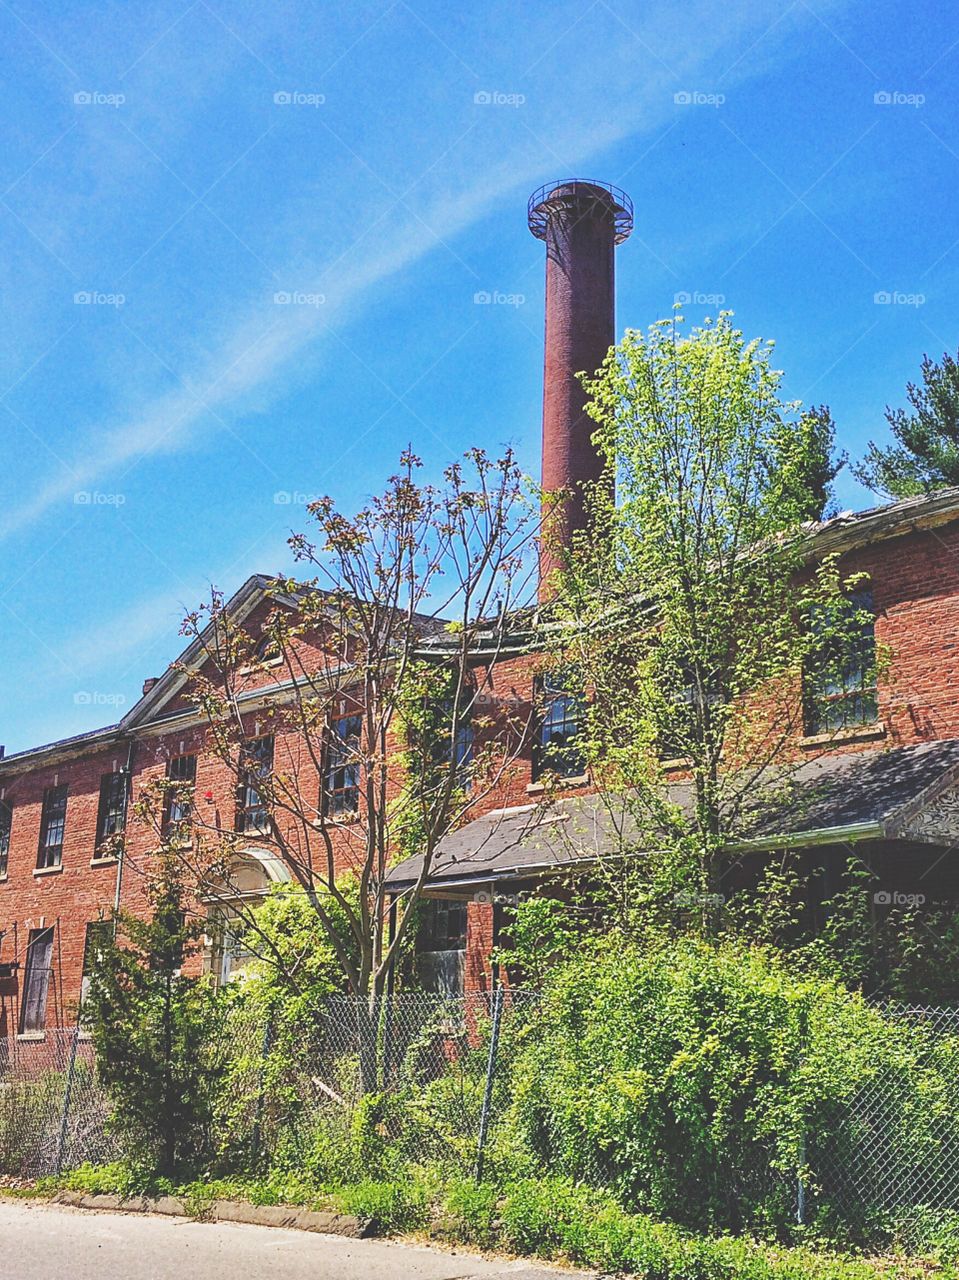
[385,897,397,997]
[114,737,137,922]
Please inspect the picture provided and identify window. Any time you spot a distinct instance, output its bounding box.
[163,755,196,841]
[803,589,878,736]
[533,673,585,781]
[209,908,254,986]
[95,771,127,850]
[417,899,468,995]
[255,633,280,663]
[236,735,274,834]
[37,784,68,869]
[420,898,468,951]
[0,799,10,877]
[80,920,112,1006]
[19,927,54,1035]
[322,714,361,816]
[452,717,474,777]
[431,698,474,781]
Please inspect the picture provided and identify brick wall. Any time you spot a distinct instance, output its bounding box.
[8,518,959,1022]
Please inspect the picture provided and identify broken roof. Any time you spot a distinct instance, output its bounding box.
[385,739,959,891]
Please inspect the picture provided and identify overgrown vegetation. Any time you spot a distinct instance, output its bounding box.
[19,1165,959,1278]
[12,317,959,1276]
[496,933,959,1242]
[82,859,227,1179]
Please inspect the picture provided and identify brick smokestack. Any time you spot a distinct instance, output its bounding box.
[528,180,633,596]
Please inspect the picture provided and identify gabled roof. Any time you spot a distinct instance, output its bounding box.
[0,573,281,775]
[1,571,451,774]
[120,573,282,730]
[384,739,959,891]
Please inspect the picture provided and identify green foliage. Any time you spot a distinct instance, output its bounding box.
[432,1176,500,1247]
[494,896,582,985]
[493,1178,948,1279]
[334,1177,430,1232]
[40,1160,162,1197]
[856,348,959,497]
[501,937,959,1236]
[728,856,959,1003]
[778,404,846,521]
[392,660,473,862]
[84,859,227,1179]
[230,881,355,1024]
[552,312,859,922]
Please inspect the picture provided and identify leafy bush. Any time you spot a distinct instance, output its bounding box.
[501,937,959,1236]
[334,1178,429,1232]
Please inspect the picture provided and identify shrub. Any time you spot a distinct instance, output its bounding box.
[334,1178,429,1232]
[84,860,229,1179]
[502,937,959,1237]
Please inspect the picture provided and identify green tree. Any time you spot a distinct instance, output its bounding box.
[548,312,865,926]
[84,858,227,1178]
[227,878,357,1026]
[856,348,959,496]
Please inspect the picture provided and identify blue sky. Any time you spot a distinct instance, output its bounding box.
[1,0,958,753]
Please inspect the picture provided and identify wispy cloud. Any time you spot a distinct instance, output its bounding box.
[0,0,850,543]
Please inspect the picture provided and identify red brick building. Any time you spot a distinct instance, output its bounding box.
[387,491,959,995]
[6,179,959,1032]
[7,488,959,1027]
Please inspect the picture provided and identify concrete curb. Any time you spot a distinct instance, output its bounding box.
[50,1190,371,1238]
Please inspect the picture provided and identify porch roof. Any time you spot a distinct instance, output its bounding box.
[384,739,959,891]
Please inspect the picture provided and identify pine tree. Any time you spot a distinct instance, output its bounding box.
[84,858,226,1178]
[856,349,959,497]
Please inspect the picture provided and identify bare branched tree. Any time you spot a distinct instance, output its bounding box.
[131,450,540,1035]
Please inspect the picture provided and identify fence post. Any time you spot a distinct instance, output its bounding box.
[795,1003,808,1226]
[251,1013,274,1169]
[475,985,505,1185]
[55,1025,80,1176]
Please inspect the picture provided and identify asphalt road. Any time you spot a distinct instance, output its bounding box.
[0,1200,584,1280]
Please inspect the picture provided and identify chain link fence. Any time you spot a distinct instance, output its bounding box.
[809,1004,959,1240]
[3,995,959,1244]
[0,1030,120,1177]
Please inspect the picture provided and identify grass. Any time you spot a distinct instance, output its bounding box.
[4,1165,957,1279]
